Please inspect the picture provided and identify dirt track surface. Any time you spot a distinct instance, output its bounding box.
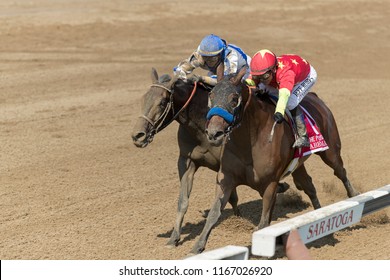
[1,0,389,260]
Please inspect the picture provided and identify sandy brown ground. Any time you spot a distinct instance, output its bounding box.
[0,0,389,260]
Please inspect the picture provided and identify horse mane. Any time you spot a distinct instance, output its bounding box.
[214,78,238,93]
[156,72,208,90]
[257,92,276,107]
[173,77,212,93]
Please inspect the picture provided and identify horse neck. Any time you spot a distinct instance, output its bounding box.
[245,88,272,122]
[234,89,274,145]
[172,81,209,128]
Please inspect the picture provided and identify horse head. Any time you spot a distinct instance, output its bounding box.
[205,78,247,146]
[132,68,178,148]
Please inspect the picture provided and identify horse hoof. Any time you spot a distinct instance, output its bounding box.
[189,246,204,255]
[165,239,179,249]
[165,243,176,249]
[277,182,290,193]
[185,252,196,258]
[200,210,208,218]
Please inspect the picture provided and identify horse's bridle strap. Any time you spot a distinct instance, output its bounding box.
[150,84,172,93]
[139,81,198,136]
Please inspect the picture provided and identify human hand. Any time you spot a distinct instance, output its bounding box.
[273,112,284,124]
[188,74,203,83]
[245,78,256,86]
[283,229,311,260]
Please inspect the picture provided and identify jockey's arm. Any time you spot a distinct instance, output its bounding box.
[174,52,201,79]
[275,69,295,116]
[201,76,217,86]
[229,66,248,86]
[216,62,225,82]
[275,88,290,116]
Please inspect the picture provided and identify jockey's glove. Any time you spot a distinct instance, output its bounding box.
[173,67,187,79]
[189,74,203,83]
[201,76,217,86]
[245,78,256,86]
[274,112,284,124]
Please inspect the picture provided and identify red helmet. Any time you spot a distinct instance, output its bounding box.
[250,49,277,75]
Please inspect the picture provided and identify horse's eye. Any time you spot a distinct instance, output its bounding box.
[229,94,240,108]
[160,99,168,107]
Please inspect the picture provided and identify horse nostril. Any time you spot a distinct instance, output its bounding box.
[214,131,224,139]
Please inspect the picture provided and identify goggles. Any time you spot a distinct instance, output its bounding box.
[202,55,221,67]
[252,70,272,82]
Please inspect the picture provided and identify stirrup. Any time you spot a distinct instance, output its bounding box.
[293,137,310,148]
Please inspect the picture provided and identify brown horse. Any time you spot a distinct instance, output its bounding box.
[131,68,242,248]
[132,69,289,253]
[194,79,360,254]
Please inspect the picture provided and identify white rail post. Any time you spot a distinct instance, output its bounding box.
[252,184,390,257]
[184,245,249,260]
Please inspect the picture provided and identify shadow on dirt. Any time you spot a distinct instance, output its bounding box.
[157,191,312,246]
[157,189,368,257]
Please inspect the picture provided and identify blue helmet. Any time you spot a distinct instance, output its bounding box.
[198,34,225,57]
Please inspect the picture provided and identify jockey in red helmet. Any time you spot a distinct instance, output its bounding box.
[247,49,317,148]
[174,34,251,86]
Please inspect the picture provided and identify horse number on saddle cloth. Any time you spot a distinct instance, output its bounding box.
[296,106,329,157]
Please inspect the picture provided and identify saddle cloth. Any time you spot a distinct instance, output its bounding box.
[293,106,329,158]
[255,93,329,178]
[281,105,329,178]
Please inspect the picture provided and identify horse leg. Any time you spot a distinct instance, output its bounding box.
[190,174,235,255]
[166,156,197,248]
[229,188,241,216]
[277,182,290,193]
[291,164,321,209]
[318,149,360,197]
[256,181,278,230]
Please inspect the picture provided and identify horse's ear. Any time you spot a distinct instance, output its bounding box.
[151,68,159,83]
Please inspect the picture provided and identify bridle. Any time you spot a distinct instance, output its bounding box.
[139,81,198,144]
[207,84,254,139]
[139,84,174,135]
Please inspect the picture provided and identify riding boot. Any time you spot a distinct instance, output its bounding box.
[291,106,310,148]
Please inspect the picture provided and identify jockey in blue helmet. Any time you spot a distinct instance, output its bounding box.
[174,34,251,86]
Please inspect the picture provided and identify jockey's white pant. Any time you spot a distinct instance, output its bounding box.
[286,65,317,110]
[263,65,317,110]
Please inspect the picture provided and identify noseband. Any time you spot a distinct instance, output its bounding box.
[207,85,253,138]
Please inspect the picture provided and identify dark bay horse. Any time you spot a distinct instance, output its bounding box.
[194,79,360,254]
[131,68,242,248]
[132,69,289,254]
